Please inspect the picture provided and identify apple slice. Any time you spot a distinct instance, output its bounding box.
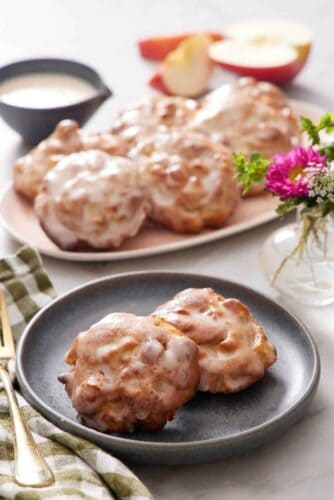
[209,39,301,83]
[156,34,213,97]
[138,32,223,61]
[227,20,312,69]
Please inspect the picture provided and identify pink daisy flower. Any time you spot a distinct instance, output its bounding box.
[265,146,327,200]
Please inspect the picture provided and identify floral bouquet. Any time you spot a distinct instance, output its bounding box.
[234,113,334,284]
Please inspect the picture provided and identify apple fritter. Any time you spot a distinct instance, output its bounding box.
[130,129,240,233]
[14,119,128,200]
[34,150,149,250]
[153,287,277,393]
[59,313,200,432]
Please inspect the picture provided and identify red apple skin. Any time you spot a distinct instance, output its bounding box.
[148,71,172,95]
[139,32,223,60]
[211,57,302,84]
[210,38,312,84]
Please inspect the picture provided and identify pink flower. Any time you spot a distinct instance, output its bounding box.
[265,147,327,200]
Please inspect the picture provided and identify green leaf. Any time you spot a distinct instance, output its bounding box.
[276,198,303,216]
[300,113,334,146]
[318,112,334,133]
[233,152,271,195]
[300,116,319,145]
[319,145,334,161]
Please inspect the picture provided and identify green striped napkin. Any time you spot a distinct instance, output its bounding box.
[0,246,153,500]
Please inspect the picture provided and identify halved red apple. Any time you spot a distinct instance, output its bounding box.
[209,39,301,83]
[138,32,223,61]
[227,20,312,69]
[150,34,213,97]
[209,20,312,84]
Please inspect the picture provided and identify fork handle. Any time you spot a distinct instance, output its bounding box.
[0,366,55,487]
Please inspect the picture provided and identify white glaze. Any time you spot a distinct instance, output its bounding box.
[34,150,149,250]
[140,337,164,363]
[96,337,134,358]
[0,73,96,108]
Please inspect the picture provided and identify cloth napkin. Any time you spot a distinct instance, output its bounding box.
[0,246,153,500]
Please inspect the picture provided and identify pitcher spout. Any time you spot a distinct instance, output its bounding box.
[98,83,112,102]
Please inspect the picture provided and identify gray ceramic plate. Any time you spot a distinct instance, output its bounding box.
[16,272,320,465]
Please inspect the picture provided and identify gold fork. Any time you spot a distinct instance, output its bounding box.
[0,290,54,487]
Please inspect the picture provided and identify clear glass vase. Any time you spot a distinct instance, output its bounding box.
[260,211,334,306]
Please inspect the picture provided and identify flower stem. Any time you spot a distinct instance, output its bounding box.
[270,213,318,284]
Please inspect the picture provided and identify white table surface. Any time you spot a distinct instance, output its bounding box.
[0,1,333,498]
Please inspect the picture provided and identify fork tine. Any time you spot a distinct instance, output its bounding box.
[0,290,15,359]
